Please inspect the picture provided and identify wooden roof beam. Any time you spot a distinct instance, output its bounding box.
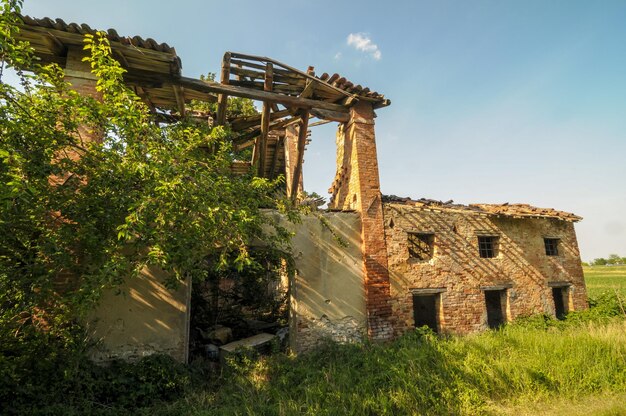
[177,76,348,113]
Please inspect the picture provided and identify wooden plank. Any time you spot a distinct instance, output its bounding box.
[230,109,290,131]
[177,76,349,113]
[228,52,352,98]
[230,66,265,80]
[300,79,315,98]
[291,111,309,201]
[309,108,349,123]
[216,52,231,125]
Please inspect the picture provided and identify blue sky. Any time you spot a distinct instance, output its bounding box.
[20,0,626,261]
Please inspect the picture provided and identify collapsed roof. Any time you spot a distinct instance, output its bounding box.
[383,196,582,222]
[15,15,390,196]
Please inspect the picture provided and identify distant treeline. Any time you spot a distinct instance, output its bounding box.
[584,254,626,266]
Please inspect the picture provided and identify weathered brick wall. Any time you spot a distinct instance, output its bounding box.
[328,102,393,341]
[384,203,588,335]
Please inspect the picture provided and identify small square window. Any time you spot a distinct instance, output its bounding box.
[408,233,434,260]
[544,238,559,256]
[478,236,498,258]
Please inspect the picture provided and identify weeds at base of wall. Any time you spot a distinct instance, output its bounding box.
[2,292,625,415]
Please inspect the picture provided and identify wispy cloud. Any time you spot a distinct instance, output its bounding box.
[346,33,381,60]
[334,52,342,60]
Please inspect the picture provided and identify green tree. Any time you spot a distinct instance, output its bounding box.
[592,258,608,266]
[607,254,622,265]
[0,0,293,407]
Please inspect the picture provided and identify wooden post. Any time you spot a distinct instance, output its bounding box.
[290,111,309,201]
[257,62,273,175]
[216,52,231,125]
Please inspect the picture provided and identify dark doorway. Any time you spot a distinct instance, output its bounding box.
[412,294,439,332]
[484,290,506,329]
[552,287,568,319]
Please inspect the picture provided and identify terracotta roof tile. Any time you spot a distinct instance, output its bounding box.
[20,15,176,54]
[382,195,582,222]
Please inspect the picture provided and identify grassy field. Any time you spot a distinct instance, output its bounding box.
[19,265,626,416]
[584,265,626,298]
[146,319,626,416]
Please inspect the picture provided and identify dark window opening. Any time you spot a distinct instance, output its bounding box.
[478,236,499,258]
[412,294,439,333]
[544,238,559,256]
[484,289,506,329]
[408,233,434,260]
[552,287,568,319]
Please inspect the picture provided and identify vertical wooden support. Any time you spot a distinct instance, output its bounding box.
[290,111,309,201]
[257,62,273,176]
[268,137,283,179]
[216,52,231,126]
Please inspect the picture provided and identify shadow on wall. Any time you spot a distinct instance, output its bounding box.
[285,211,367,350]
[385,204,586,334]
[87,265,189,362]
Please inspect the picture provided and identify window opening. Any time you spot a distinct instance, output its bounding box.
[478,236,499,258]
[408,233,434,260]
[412,294,439,333]
[484,289,506,328]
[544,238,559,256]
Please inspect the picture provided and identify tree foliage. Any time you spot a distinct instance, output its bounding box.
[0,1,293,409]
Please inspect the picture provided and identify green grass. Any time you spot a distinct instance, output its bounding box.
[143,318,626,416]
[17,267,626,415]
[584,265,626,298]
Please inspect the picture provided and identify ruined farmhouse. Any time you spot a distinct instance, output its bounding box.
[16,16,587,361]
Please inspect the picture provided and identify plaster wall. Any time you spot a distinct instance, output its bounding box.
[287,212,367,352]
[88,266,190,362]
[384,203,587,335]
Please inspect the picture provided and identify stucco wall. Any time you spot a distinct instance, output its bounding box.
[384,203,587,335]
[288,212,367,353]
[88,266,190,362]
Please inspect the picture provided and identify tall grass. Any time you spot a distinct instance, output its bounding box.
[150,318,626,416]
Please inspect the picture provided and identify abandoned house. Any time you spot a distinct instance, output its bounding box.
[15,15,587,361]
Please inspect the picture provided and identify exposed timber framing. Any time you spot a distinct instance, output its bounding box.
[216,52,231,125]
[177,77,348,113]
[256,62,273,175]
[290,111,309,201]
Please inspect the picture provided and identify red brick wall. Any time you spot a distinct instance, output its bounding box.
[329,102,393,341]
[383,203,588,335]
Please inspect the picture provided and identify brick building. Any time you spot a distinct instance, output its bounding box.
[382,197,586,335]
[16,15,588,359]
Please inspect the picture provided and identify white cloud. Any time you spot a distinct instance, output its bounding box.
[334,52,342,60]
[346,33,382,60]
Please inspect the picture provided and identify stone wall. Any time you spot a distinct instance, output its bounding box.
[288,212,367,353]
[383,203,587,335]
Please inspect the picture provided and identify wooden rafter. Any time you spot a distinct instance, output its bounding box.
[256,62,273,175]
[177,76,348,113]
[233,115,301,150]
[268,137,283,179]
